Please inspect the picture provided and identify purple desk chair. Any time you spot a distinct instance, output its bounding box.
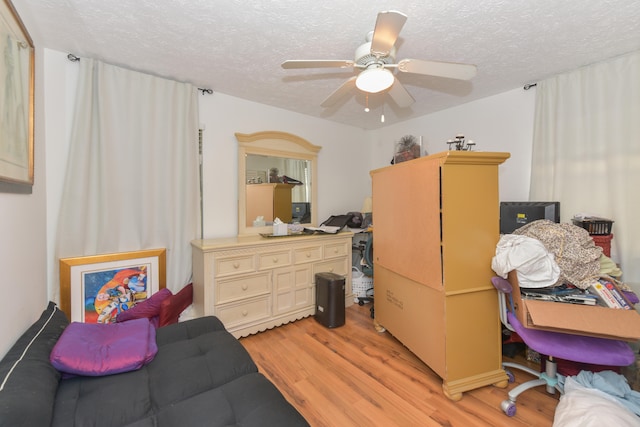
[491,276,635,417]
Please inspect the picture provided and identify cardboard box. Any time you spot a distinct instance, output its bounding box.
[507,271,640,341]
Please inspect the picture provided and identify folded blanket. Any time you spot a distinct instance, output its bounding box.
[50,318,157,376]
[492,234,560,288]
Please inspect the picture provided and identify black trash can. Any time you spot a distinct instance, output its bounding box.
[315,272,345,328]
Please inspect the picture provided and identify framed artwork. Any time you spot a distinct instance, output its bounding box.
[60,249,166,323]
[0,0,35,185]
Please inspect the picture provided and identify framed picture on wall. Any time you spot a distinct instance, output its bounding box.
[0,0,35,186]
[60,249,166,323]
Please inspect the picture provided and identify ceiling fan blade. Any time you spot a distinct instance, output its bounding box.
[388,78,415,108]
[370,10,407,57]
[397,59,477,80]
[321,77,357,108]
[281,60,355,69]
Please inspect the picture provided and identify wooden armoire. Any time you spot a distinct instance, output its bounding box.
[245,183,294,226]
[371,150,510,400]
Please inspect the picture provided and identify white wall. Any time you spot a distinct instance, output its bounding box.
[368,87,536,202]
[0,45,48,357]
[43,49,78,306]
[198,92,371,238]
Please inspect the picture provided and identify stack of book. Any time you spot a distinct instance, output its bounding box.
[521,279,634,309]
[588,278,633,309]
[521,284,598,306]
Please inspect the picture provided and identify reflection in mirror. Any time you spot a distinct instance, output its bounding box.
[236,131,321,236]
[245,154,312,225]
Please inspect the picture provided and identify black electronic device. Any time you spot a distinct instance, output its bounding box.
[500,201,560,234]
[291,202,310,222]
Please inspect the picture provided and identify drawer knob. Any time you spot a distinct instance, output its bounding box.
[242,310,248,317]
[306,252,311,258]
[329,267,334,272]
[242,284,248,291]
[233,262,240,269]
[272,257,278,263]
[333,248,339,253]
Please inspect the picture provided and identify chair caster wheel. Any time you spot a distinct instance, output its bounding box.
[501,400,517,417]
[505,369,515,383]
[358,300,364,306]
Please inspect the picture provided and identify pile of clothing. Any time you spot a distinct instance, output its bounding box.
[554,370,640,426]
[492,220,634,300]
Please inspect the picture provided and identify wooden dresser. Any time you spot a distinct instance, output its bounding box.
[371,150,510,400]
[191,232,353,337]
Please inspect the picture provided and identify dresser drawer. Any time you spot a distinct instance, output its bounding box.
[293,245,322,264]
[313,258,349,278]
[216,273,270,304]
[257,250,291,270]
[324,240,349,259]
[216,255,255,277]
[216,297,271,329]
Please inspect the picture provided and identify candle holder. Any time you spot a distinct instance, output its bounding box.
[446,134,476,151]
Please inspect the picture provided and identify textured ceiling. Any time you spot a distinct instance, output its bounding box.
[15,0,640,130]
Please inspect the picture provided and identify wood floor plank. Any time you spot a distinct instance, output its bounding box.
[240,303,559,426]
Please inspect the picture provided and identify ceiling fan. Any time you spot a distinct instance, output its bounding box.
[281,10,477,109]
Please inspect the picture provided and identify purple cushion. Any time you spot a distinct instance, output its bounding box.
[158,283,193,327]
[50,318,158,376]
[507,311,635,366]
[116,288,172,323]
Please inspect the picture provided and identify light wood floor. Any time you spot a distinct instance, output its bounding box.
[240,303,560,427]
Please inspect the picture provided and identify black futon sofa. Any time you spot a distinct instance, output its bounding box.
[0,302,308,426]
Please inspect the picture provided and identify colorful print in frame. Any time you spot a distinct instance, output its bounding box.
[60,249,166,323]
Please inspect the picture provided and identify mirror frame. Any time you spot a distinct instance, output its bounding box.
[236,131,321,236]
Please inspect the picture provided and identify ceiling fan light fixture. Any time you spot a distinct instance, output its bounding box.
[356,67,394,93]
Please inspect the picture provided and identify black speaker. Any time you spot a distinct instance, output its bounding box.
[315,272,345,328]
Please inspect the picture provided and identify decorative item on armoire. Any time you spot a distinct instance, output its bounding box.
[446,134,476,151]
[391,135,422,164]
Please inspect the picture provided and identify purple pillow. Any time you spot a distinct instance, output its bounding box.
[50,318,157,376]
[158,283,193,327]
[116,288,172,323]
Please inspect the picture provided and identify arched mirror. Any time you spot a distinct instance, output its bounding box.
[236,131,321,236]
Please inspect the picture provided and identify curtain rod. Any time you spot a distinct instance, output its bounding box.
[66,53,213,94]
[524,83,537,90]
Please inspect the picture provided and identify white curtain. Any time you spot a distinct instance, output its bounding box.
[530,50,640,289]
[56,58,199,294]
[285,158,309,203]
